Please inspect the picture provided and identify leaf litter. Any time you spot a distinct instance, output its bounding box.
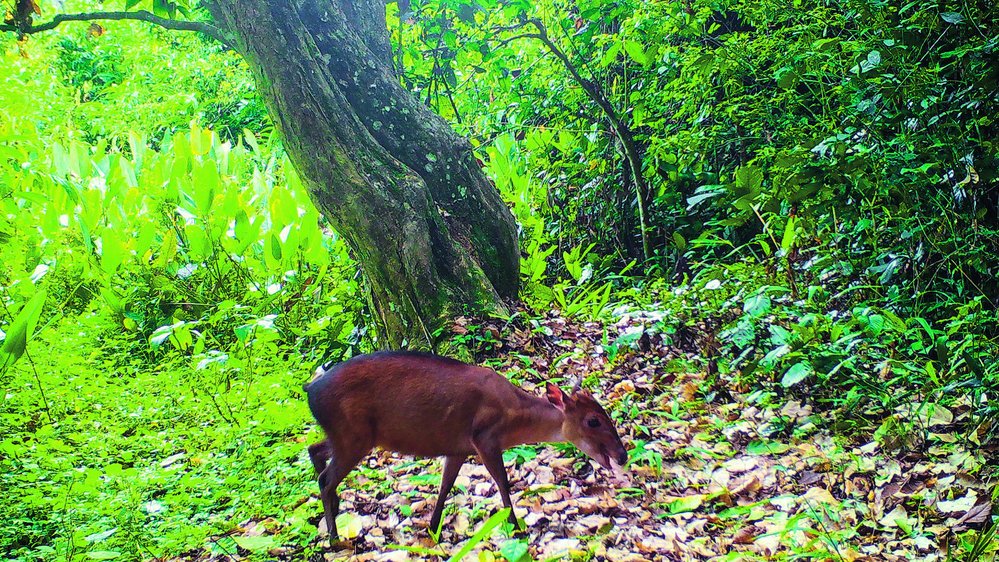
[170,310,996,561]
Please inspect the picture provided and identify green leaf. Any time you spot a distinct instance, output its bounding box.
[851,50,882,73]
[743,293,771,318]
[150,322,183,348]
[867,314,885,335]
[781,362,812,387]
[941,12,965,24]
[811,37,841,51]
[735,165,764,193]
[775,67,796,89]
[780,215,796,254]
[599,42,622,67]
[623,40,647,65]
[231,535,276,552]
[664,494,703,514]
[152,0,170,18]
[746,440,791,455]
[1,290,47,369]
[84,529,118,543]
[456,3,478,24]
[447,509,509,562]
[269,232,283,261]
[499,539,529,562]
[85,552,121,560]
[336,512,364,539]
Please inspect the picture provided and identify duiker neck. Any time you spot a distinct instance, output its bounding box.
[501,392,565,448]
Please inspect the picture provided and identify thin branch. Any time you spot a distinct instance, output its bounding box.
[492,32,542,49]
[1,10,230,47]
[502,18,653,260]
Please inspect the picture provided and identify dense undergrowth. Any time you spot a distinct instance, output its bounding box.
[401,0,999,443]
[1,0,997,560]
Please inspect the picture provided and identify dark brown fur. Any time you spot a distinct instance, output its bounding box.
[305,351,627,542]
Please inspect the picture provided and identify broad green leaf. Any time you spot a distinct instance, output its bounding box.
[499,539,529,562]
[447,509,509,561]
[152,0,171,18]
[118,158,137,188]
[735,165,764,193]
[101,232,127,274]
[623,40,647,65]
[664,494,703,514]
[781,362,812,387]
[743,293,771,318]
[1,289,47,366]
[941,12,965,24]
[780,215,796,254]
[84,529,118,543]
[231,535,276,552]
[599,42,622,67]
[747,440,791,455]
[335,512,364,539]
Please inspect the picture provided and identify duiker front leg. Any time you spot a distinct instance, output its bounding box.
[429,455,465,534]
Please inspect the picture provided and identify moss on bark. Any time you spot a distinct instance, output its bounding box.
[207,0,516,348]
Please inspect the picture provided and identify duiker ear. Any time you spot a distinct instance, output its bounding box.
[546,383,566,411]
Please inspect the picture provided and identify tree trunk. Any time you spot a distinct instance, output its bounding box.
[207,0,519,348]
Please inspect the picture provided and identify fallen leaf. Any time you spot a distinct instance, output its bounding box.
[878,505,909,528]
[803,486,837,505]
[938,491,977,513]
[952,501,992,531]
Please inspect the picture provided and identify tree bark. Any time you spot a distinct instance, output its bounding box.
[206,0,520,348]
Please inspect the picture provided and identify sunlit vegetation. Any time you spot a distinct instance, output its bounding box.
[2,0,997,559]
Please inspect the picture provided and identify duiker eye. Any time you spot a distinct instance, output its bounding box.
[587,418,601,428]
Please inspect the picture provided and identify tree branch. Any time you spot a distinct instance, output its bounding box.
[492,33,542,49]
[1,10,231,47]
[499,18,653,260]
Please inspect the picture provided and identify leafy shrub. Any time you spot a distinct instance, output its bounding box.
[54,34,126,102]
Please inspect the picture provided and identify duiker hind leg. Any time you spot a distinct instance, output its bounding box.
[318,435,371,542]
[308,440,332,487]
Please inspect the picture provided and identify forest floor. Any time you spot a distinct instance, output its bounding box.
[177,311,994,561]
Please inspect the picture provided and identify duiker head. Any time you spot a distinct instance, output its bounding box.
[546,382,628,472]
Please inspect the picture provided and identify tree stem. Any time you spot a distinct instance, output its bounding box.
[505,20,653,261]
[1,10,230,47]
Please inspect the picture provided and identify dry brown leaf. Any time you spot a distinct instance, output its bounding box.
[803,486,837,505]
[732,523,759,544]
[878,505,910,528]
[723,456,760,474]
[680,381,699,402]
[730,474,763,497]
[952,501,992,532]
[938,490,978,513]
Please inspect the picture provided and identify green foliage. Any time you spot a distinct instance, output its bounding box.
[4,18,269,145]
[54,35,126,102]
[641,256,998,445]
[398,0,999,443]
[3,0,999,558]
[1,21,370,559]
[400,0,998,323]
[0,314,321,561]
[1,116,365,357]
